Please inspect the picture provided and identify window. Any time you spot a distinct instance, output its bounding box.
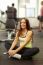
[18,0,38,17]
[26,8,35,17]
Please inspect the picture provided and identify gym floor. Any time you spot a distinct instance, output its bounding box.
[0,29,43,65]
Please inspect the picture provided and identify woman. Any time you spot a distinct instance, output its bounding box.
[38,1,43,32]
[8,18,39,59]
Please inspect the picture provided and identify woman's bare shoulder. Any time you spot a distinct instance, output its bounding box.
[27,30,32,35]
[27,31,32,36]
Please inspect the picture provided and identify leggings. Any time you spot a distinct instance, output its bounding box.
[5,42,39,59]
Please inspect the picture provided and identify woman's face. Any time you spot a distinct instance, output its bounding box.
[20,19,26,29]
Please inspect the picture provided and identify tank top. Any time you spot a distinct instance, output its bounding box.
[41,7,43,16]
[19,32,32,48]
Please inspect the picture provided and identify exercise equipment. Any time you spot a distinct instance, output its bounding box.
[0,19,18,42]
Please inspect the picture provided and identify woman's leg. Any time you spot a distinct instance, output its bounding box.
[39,21,42,31]
[21,47,39,59]
[13,47,39,60]
[5,41,18,50]
[5,41,11,50]
[38,16,43,31]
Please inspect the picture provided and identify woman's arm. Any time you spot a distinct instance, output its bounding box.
[14,31,32,54]
[9,32,19,50]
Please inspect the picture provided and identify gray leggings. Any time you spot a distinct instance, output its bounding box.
[5,42,39,59]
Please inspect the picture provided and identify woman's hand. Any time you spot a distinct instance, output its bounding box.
[8,50,16,57]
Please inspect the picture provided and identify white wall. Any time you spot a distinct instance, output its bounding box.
[29,18,39,28]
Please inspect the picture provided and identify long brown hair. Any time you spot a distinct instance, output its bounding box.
[17,18,31,36]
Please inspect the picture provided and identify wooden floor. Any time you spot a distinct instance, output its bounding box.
[0,29,43,65]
